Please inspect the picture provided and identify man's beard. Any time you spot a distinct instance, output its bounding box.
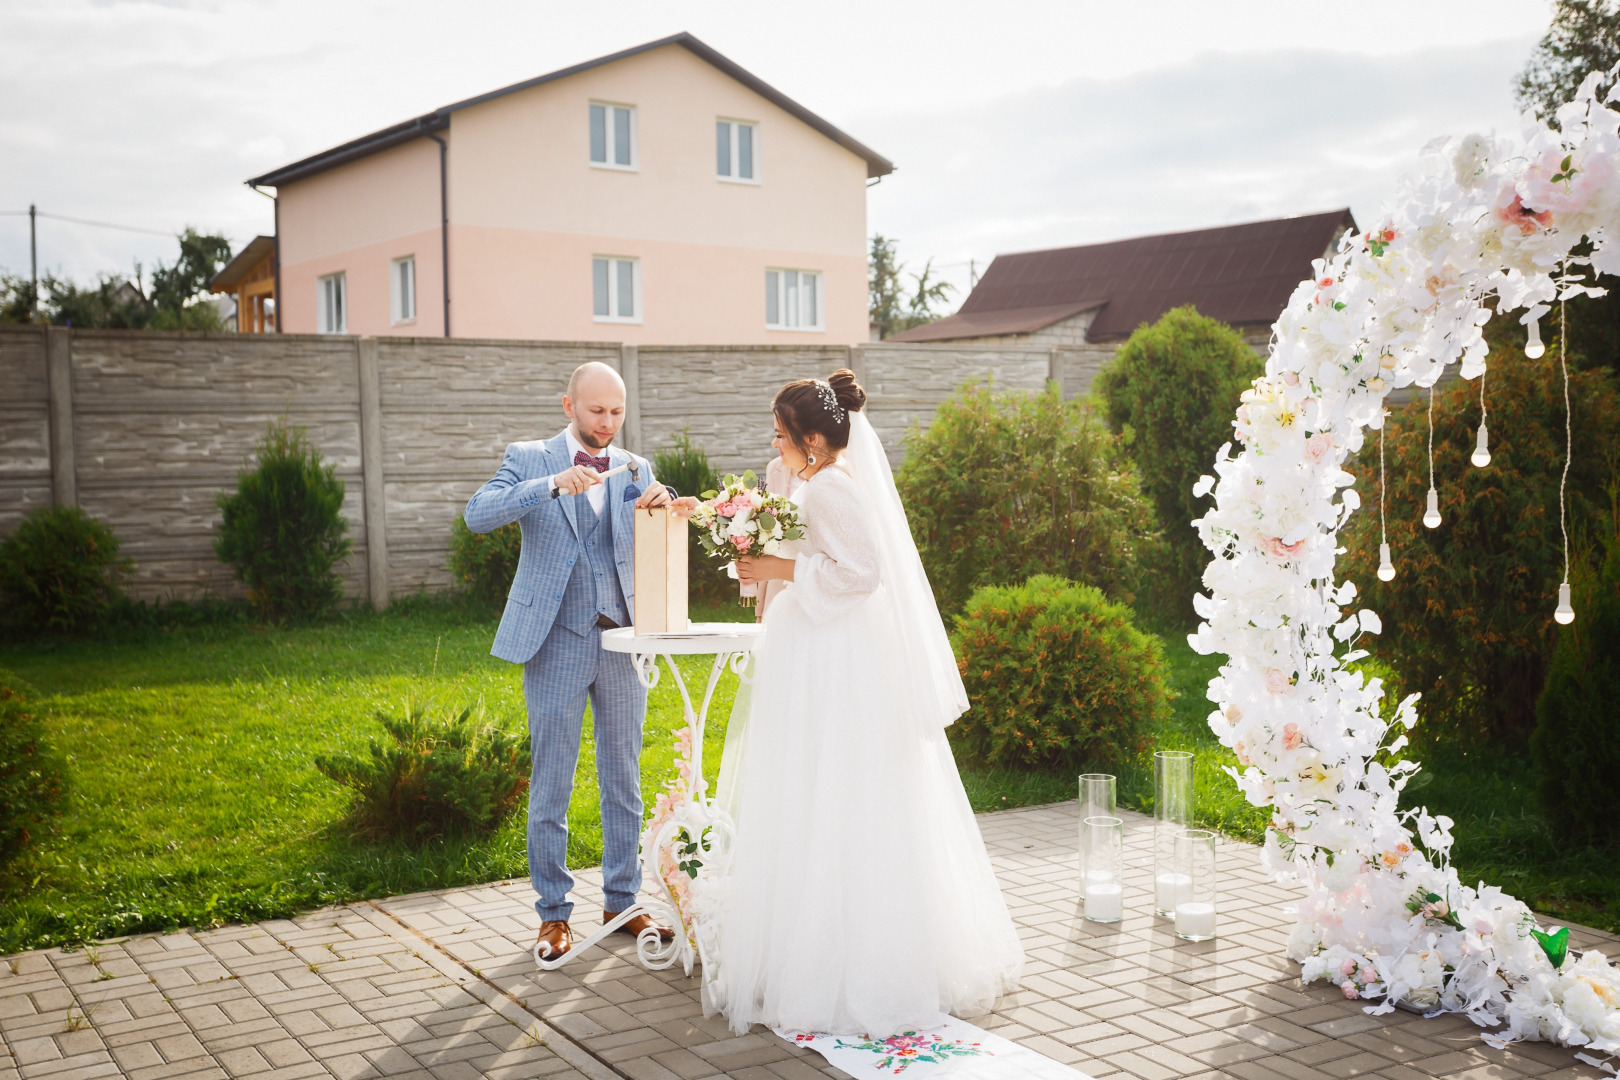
[574,424,614,450]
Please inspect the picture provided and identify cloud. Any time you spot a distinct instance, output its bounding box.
[863,37,1537,301]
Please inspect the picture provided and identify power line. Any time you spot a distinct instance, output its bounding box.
[0,209,175,237]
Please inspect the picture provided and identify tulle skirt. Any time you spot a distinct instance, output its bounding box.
[705,584,1025,1036]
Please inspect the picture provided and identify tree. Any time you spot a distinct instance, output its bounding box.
[1517,0,1620,126]
[1095,306,1264,626]
[868,234,957,339]
[1516,2,1620,382]
[0,228,231,331]
[1340,316,1620,748]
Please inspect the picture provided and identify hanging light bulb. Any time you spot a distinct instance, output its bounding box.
[1555,582,1575,624]
[1423,487,1442,528]
[1378,543,1396,581]
[1525,317,1546,359]
[1471,424,1491,468]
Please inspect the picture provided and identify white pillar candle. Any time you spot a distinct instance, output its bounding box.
[1084,882,1123,922]
[1175,901,1216,939]
[1155,872,1192,912]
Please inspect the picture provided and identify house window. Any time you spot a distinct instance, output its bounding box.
[317,272,346,334]
[766,269,821,330]
[589,102,636,169]
[716,120,758,182]
[391,256,416,324]
[592,256,640,323]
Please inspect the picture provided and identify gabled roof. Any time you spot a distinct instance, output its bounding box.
[208,235,276,293]
[247,32,894,187]
[890,209,1355,343]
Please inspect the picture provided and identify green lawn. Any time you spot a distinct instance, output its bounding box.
[1,601,1613,954]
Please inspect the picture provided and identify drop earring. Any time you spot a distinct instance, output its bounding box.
[806,453,817,467]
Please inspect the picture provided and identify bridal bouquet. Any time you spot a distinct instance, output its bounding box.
[690,470,803,605]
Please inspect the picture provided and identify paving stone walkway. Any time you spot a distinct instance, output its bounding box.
[3,803,1616,1080]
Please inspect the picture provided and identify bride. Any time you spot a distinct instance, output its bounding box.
[707,369,1024,1036]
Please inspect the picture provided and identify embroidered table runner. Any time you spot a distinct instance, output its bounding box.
[775,1018,1093,1078]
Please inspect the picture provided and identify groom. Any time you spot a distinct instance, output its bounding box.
[465,361,696,961]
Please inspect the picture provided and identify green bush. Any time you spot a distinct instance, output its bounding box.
[1532,483,1620,845]
[896,380,1156,616]
[448,516,521,607]
[0,670,66,868]
[215,419,352,622]
[1341,321,1620,748]
[1095,305,1264,626]
[315,694,530,841]
[0,505,131,636]
[651,430,730,601]
[950,575,1169,770]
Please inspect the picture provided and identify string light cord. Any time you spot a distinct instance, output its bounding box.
[1559,292,1572,585]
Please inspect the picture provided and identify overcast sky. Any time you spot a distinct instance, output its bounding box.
[0,0,1553,306]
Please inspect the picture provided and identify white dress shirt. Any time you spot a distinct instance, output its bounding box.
[555,427,609,516]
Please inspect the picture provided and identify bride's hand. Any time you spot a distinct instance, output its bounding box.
[735,555,793,584]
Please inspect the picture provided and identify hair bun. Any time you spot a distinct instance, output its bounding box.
[826,368,866,413]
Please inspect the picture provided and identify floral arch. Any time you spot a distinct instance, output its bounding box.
[1189,70,1620,1066]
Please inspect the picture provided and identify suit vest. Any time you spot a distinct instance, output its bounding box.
[554,493,630,636]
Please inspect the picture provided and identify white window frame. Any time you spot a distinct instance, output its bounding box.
[592,256,642,324]
[390,255,416,325]
[316,271,346,334]
[765,268,822,332]
[589,101,637,171]
[716,118,760,183]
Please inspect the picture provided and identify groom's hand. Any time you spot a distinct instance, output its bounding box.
[552,465,603,496]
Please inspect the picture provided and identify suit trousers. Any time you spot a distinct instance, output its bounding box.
[523,622,648,921]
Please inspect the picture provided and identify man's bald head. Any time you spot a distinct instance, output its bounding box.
[563,362,627,450]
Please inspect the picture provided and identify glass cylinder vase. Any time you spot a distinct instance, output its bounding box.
[1153,751,1194,917]
[1172,828,1218,941]
[1081,815,1124,923]
[1078,773,1117,891]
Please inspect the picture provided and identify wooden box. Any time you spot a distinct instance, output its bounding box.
[633,506,689,634]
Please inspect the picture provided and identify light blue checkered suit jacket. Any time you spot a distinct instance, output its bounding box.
[464,433,653,664]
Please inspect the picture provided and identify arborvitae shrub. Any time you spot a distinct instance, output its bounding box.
[214,419,352,622]
[896,381,1156,616]
[651,431,729,601]
[314,695,530,840]
[1532,485,1620,845]
[1095,305,1264,626]
[951,575,1169,770]
[0,506,131,636]
[0,670,66,868]
[1340,324,1620,748]
[448,516,521,608]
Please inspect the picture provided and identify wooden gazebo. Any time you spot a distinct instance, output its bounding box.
[209,235,277,333]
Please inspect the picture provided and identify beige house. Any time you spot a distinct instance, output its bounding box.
[890,210,1356,365]
[248,33,892,344]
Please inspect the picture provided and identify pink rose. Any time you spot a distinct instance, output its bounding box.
[1341,984,1359,1000]
[1281,723,1303,751]
[1305,432,1333,465]
[1283,370,1299,386]
[1264,668,1292,694]
[733,534,754,553]
[1360,966,1378,984]
[1341,957,1358,976]
[715,501,735,518]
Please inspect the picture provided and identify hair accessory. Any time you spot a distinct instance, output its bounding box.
[815,379,847,424]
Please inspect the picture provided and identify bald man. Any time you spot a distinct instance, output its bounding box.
[465,361,697,962]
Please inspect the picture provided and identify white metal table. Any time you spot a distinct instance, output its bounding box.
[533,622,764,973]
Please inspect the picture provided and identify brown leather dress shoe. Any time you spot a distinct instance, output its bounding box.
[536,919,574,960]
[605,910,675,942]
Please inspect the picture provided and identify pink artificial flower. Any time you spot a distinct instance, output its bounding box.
[1341,957,1359,976]
[1320,277,1335,288]
[733,534,754,553]
[1234,741,1252,767]
[1342,984,1359,1000]
[1281,723,1303,751]
[1474,919,1494,936]
[1262,536,1307,559]
[1360,966,1378,984]
[1264,668,1292,694]
[715,501,735,518]
[1305,432,1334,465]
[1283,370,1300,386]
[1495,188,1553,235]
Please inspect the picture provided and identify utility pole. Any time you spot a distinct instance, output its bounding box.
[28,204,37,323]
[969,258,977,290]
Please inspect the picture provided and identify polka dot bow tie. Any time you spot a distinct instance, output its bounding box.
[574,450,611,472]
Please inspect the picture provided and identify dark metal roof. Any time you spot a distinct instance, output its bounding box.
[208,235,276,292]
[247,32,893,187]
[890,209,1355,343]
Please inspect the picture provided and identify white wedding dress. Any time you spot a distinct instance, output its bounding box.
[706,413,1024,1037]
